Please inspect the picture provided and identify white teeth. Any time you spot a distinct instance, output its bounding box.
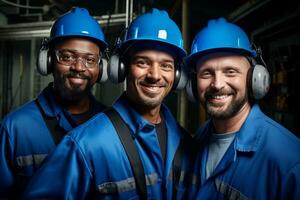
[212,95,228,99]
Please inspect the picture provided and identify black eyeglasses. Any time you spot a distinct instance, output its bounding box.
[54,49,101,68]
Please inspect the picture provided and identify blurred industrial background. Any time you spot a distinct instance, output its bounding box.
[0,0,299,136]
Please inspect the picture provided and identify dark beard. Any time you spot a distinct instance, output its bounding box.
[54,72,92,103]
[59,85,91,102]
[205,93,249,120]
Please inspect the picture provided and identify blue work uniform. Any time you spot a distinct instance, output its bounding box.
[188,104,300,199]
[0,83,105,199]
[22,94,192,200]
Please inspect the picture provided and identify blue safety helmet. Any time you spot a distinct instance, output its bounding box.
[50,7,107,51]
[119,8,186,59]
[186,18,256,68]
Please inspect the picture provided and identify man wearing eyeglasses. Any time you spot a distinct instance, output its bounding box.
[0,7,108,199]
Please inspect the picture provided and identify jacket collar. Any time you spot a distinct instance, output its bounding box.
[196,104,265,153]
[112,93,181,139]
[36,83,64,118]
[234,104,265,153]
[37,82,101,118]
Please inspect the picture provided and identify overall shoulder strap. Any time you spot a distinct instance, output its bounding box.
[104,108,147,199]
[34,99,65,145]
[172,124,193,200]
[172,139,183,200]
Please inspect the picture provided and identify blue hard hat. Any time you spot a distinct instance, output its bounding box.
[186,18,256,67]
[120,8,186,59]
[50,7,107,51]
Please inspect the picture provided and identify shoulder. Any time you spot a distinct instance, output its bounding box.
[66,112,120,151]
[59,111,128,170]
[256,115,300,172]
[194,120,212,141]
[1,100,40,129]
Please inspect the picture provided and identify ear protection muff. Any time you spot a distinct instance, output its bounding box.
[249,64,270,99]
[107,29,128,84]
[247,59,270,100]
[173,62,187,90]
[246,46,270,99]
[108,52,126,84]
[97,58,108,83]
[37,38,52,76]
[185,71,198,102]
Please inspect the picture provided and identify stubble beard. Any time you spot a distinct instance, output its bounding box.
[205,93,249,120]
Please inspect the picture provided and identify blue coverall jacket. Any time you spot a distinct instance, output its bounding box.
[22,94,192,200]
[189,104,300,199]
[0,83,105,199]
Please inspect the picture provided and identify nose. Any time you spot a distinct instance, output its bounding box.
[70,57,86,72]
[146,63,161,81]
[211,72,225,90]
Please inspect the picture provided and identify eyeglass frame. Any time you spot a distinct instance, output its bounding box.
[54,49,101,68]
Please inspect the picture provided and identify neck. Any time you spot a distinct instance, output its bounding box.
[213,102,251,133]
[65,98,90,114]
[126,97,162,124]
[141,106,161,124]
[55,93,91,114]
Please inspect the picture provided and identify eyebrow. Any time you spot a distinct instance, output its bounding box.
[57,49,100,56]
[132,55,174,63]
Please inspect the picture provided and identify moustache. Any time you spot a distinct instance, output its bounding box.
[140,80,166,87]
[205,89,232,99]
[65,72,91,80]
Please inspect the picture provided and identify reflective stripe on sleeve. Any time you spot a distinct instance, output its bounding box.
[16,154,48,167]
[215,178,248,200]
[98,172,158,194]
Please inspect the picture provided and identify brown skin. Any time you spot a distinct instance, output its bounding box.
[196,52,251,133]
[52,37,101,117]
[126,50,175,124]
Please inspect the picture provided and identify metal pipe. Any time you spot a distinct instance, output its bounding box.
[129,0,133,23]
[228,0,271,22]
[0,13,127,39]
[125,0,129,27]
[178,0,189,129]
[115,0,119,14]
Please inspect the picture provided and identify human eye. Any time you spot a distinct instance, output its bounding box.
[199,69,213,79]
[161,63,174,71]
[225,68,238,77]
[134,59,148,67]
[85,55,98,64]
[60,52,75,62]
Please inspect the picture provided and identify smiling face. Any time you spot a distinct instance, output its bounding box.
[196,52,251,119]
[126,49,175,109]
[52,37,101,101]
